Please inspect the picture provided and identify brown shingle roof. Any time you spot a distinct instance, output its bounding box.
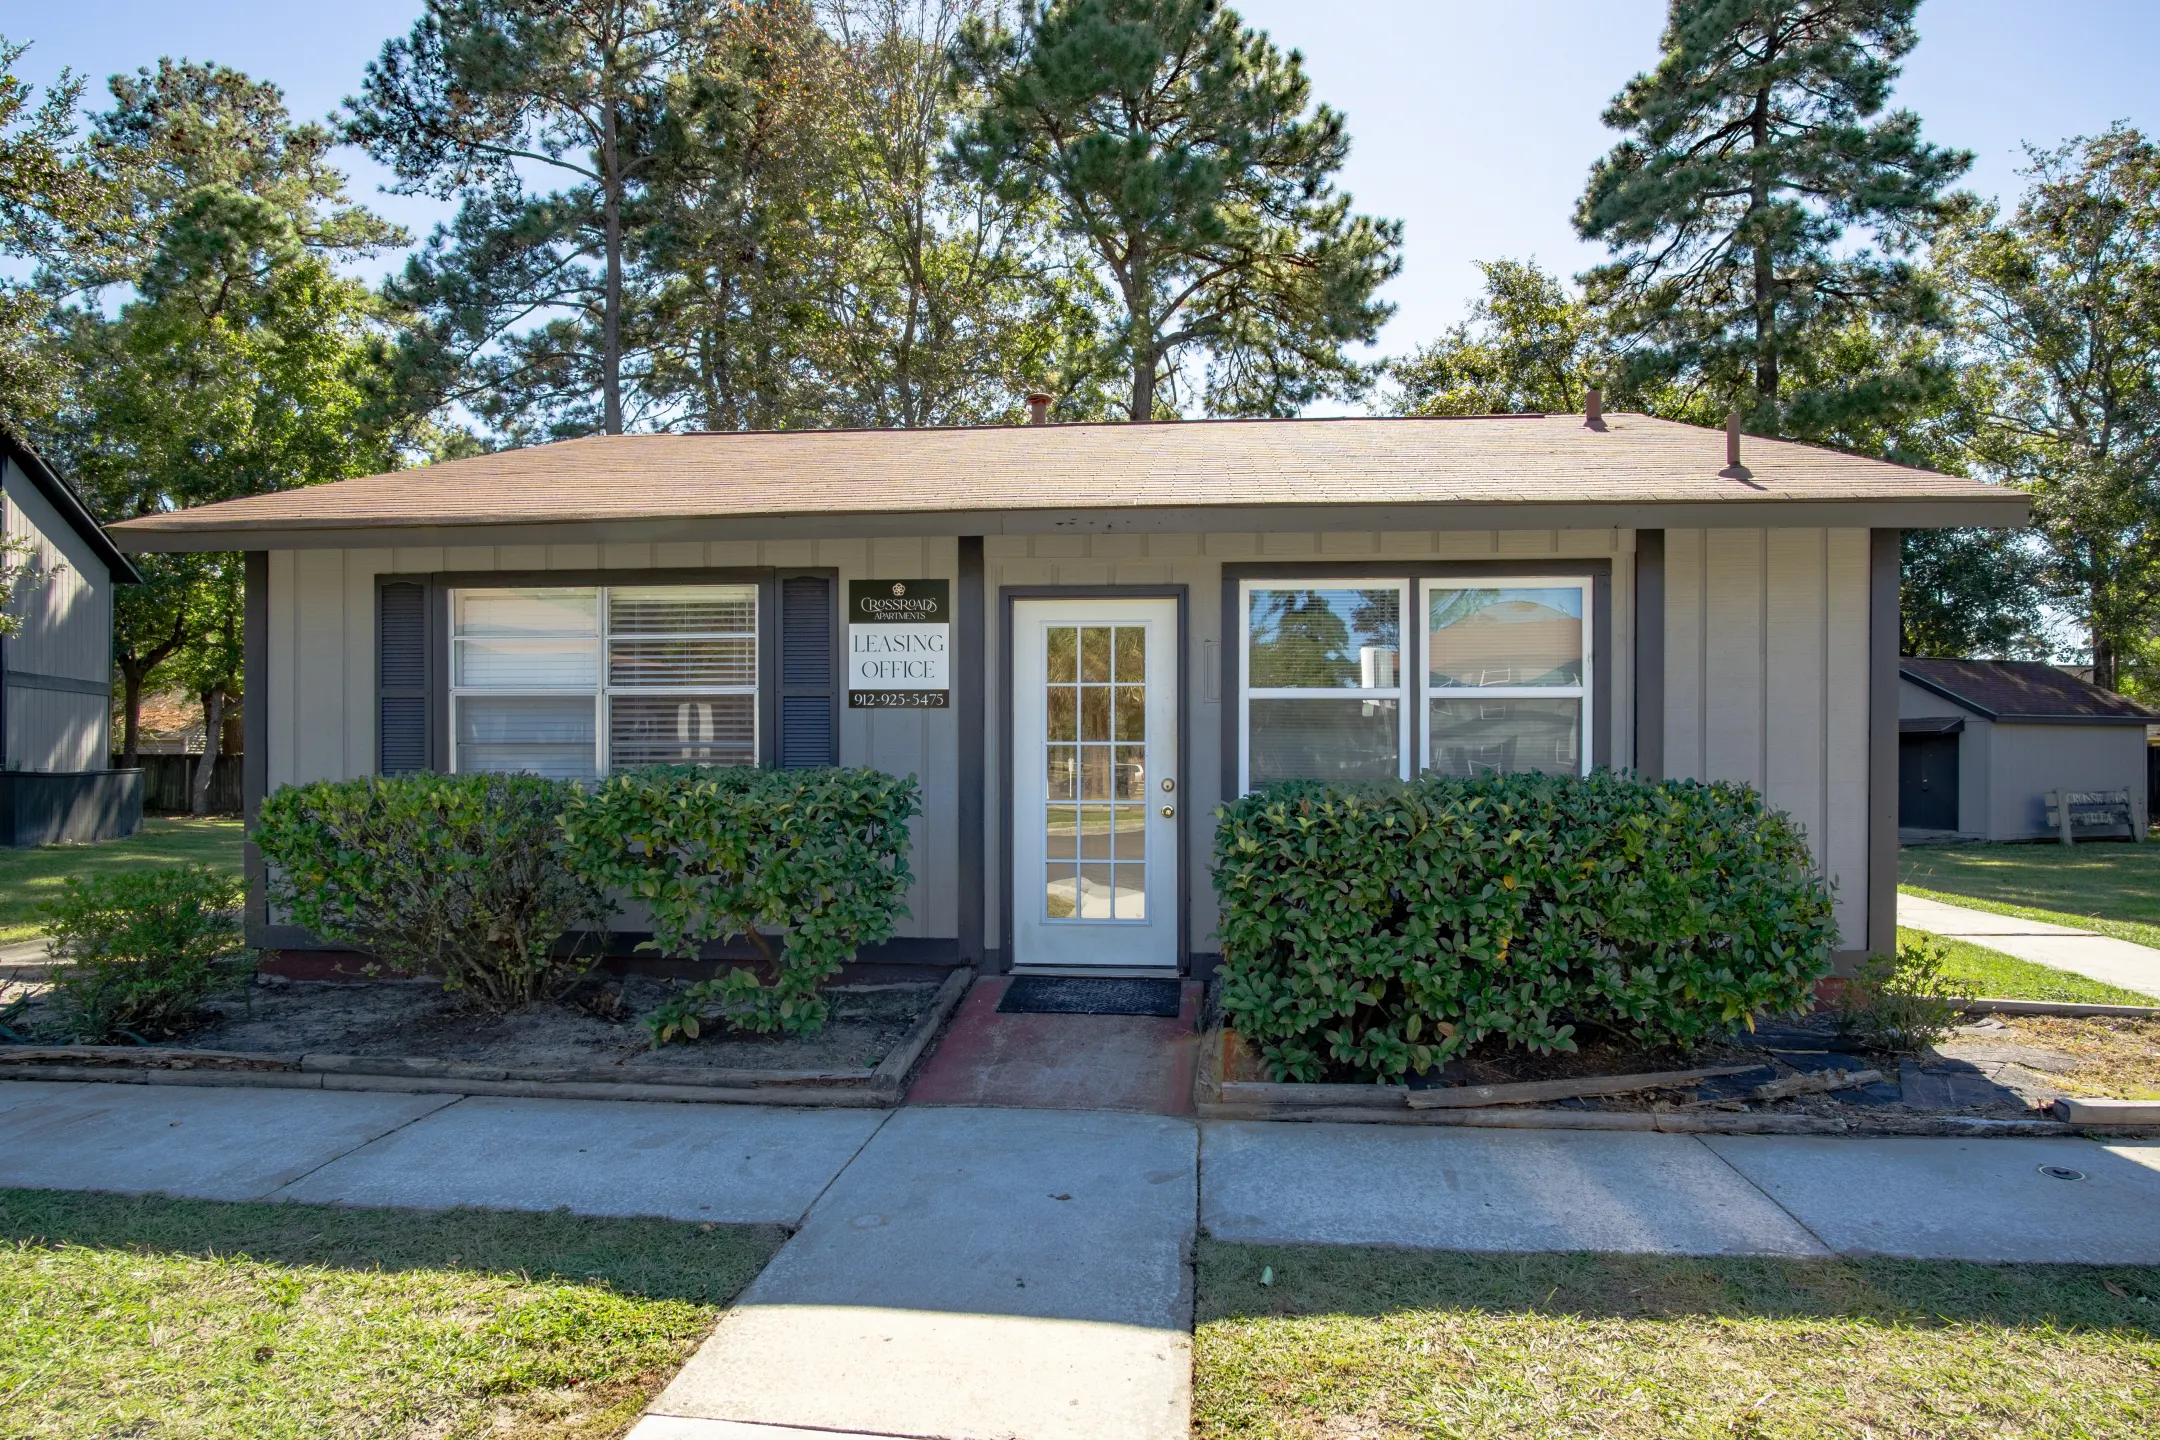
[109,412,2021,546]
[1901,658,2160,725]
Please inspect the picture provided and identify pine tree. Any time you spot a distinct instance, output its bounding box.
[1574,0,1969,434]
[950,0,1400,419]
[347,0,715,435]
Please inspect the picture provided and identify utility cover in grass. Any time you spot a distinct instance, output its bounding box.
[997,976,1181,1017]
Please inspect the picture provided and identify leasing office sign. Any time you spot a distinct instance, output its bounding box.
[847,579,950,708]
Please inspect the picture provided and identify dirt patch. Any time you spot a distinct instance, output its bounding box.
[10,972,943,1074]
[1955,1014,2160,1101]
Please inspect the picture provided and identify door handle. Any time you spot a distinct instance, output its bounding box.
[1161,805,1175,818]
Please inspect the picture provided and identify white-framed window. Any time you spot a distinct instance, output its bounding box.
[450,583,758,779]
[1237,579,1411,791]
[1420,576,1591,779]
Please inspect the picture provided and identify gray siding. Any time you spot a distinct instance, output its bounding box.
[1663,527,1872,948]
[1983,721,2147,840]
[269,524,1876,955]
[265,539,960,941]
[2,455,114,771]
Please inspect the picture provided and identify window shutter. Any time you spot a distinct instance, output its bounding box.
[379,581,430,775]
[777,574,836,768]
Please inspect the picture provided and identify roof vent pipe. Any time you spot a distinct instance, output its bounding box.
[1584,387,1602,426]
[1026,392,1052,425]
[1726,408,1742,468]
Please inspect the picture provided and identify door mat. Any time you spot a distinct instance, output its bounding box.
[997,976,1182,1018]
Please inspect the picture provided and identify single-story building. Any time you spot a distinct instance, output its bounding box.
[109,410,2026,973]
[1898,657,2158,840]
[0,432,144,845]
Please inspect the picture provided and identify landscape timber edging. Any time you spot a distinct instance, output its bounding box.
[1191,1026,2158,1138]
[1194,1099,2149,1138]
[1960,998,2160,1019]
[0,967,972,1108]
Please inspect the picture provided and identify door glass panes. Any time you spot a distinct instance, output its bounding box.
[1044,624,1147,921]
[1427,587,1583,687]
[1422,579,1590,778]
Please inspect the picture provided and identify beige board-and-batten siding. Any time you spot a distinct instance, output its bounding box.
[2,453,114,771]
[264,523,1872,957]
[1663,527,1872,947]
[262,538,961,941]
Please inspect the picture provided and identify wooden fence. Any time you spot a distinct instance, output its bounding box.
[117,754,244,815]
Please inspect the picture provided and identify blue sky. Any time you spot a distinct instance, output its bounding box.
[8,0,2156,368]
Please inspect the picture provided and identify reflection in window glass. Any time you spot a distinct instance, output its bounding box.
[1428,697,1582,778]
[1248,698,1401,784]
[1427,587,1583,688]
[1248,587,1400,689]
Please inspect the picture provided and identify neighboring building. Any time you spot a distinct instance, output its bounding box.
[1898,657,2158,841]
[0,432,144,844]
[110,411,2026,971]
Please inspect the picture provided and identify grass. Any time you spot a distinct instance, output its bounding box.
[1898,926,2158,1005]
[0,1188,783,1440]
[0,818,244,943]
[1194,1244,2160,1439]
[1901,841,2160,953]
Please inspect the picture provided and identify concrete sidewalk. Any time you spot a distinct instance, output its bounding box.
[7,1079,2160,1439]
[1898,892,2160,997]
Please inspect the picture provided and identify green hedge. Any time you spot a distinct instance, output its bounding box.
[559,766,919,1041]
[41,866,244,1043]
[1213,771,1837,1081]
[255,773,612,1010]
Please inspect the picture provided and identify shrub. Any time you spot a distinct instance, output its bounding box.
[254,773,611,1011]
[41,866,244,1042]
[1213,770,1838,1082]
[559,766,919,1043]
[1839,937,1970,1053]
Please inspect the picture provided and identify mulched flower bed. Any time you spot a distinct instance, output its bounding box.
[3,970,944,1076]
[1210,1010,2130,1122]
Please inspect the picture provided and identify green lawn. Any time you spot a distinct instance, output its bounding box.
[1901,842,2160,952]
[0,818,244,943]
[1195,1243,2160,1439]
[0,1189,781,1440]
[1899,926,2159,1005]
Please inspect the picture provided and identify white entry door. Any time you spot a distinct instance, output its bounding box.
[1011,597,1179,970]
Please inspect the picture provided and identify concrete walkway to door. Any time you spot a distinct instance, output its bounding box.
[5,1079,2160,1438]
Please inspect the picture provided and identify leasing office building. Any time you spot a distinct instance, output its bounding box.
[108,412,2026,974]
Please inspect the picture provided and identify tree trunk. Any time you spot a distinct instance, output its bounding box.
[1130,354,1154,422]
[190,686,226,816]
[118,665,144,769]
[2091,576,2116,692]
[602,101,624,436]
[1749,84,1778,405]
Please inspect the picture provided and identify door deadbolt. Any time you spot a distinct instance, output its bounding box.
[1161,778,1175,792]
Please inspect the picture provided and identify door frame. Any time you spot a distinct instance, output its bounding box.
[999,585,1190,974]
